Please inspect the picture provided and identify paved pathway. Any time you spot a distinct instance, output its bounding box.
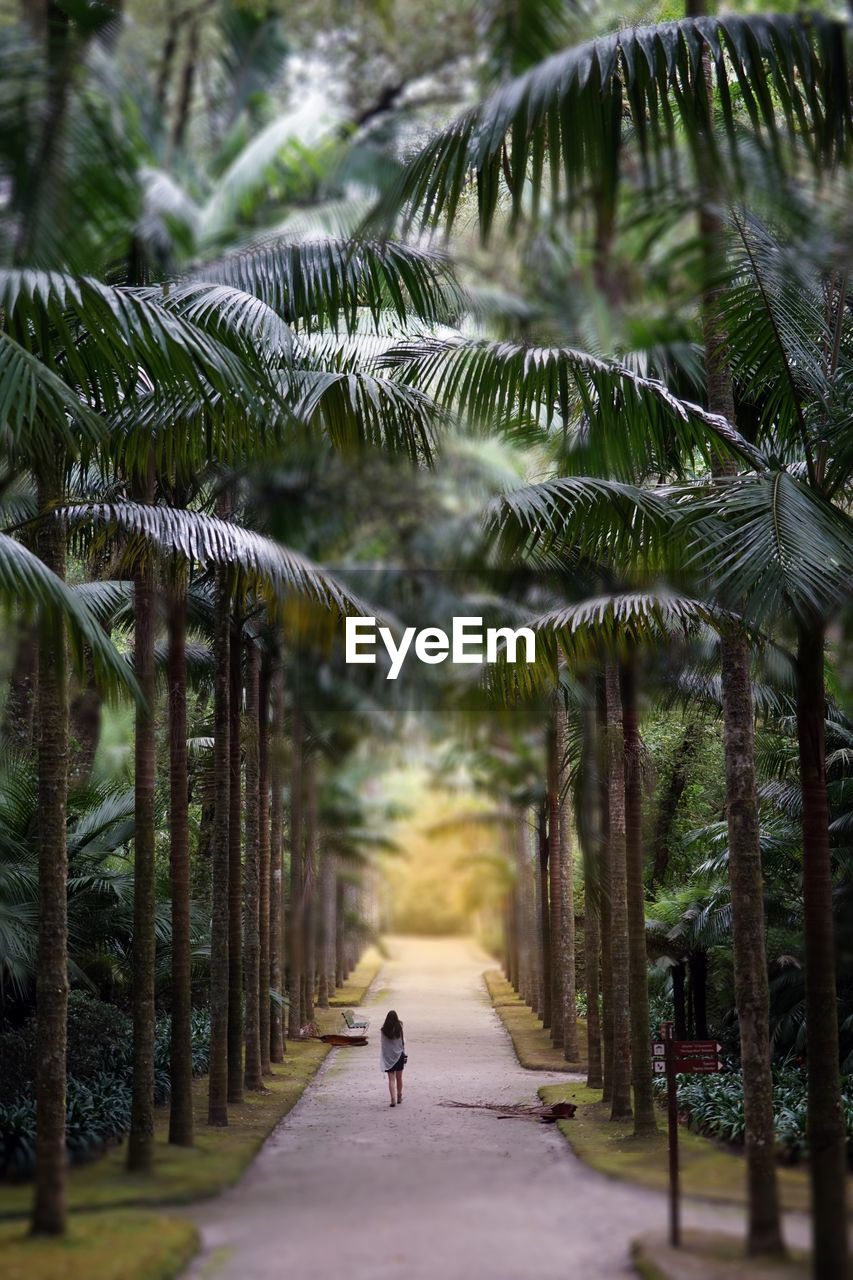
[185,936,811,1279]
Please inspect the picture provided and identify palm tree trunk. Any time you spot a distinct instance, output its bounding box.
[579,682,603,1089]
[317,850,335,1008]
[207,559,230,1127]
[548,705,564,1048]
[335,877,345,989]
[303,752,318,1024]
[31,461,69,1236]
[605,660,632,1121]
[227,623,243,1103]
[558,703,580,1065]
[258,652,272,1076]
[514,814,532,1005]
[597,676,614,1103]
[243,639,263,1092]
[167,573,193,1146]
[797,619,847,1280]
[287,706,304,1038]
[127,471,157,1174]
[621,655,656,1134]
[537,802,551,1029]
[268,662,286,1061]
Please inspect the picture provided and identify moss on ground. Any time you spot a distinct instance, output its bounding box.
[484,970,587,1071]
[0,1212,198,1280]
[631,1231,809,1279]
[538,1083,813,1214]
[328,946,383,1008]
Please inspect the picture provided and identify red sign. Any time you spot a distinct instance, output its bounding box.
[673,1039,721,1074]
[676,1040,721,1054]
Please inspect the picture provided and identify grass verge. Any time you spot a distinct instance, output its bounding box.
[328,945,383,1008]
[0,948,382,1226]
[631,1230,809,1279]
[484,969,587,1072]
[0,1039,330,1221]
[0,950,382,1278]
[538,1083,812,1214]
[0,1212,198,1280]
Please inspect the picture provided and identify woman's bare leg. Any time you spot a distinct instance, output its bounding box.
[395,1071,403,1102]
[387,1072,396,1104]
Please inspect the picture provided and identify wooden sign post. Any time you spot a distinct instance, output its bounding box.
[652,1023,721,1248]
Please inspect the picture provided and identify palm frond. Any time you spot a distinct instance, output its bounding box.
[192,237,464,332]
[67,502,376,620]
[0,532,137,698]
[685,471,853,623]
[377,14,850,235]
[382,336,766,472]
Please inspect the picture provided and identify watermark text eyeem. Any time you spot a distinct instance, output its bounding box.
[345,616,536,680]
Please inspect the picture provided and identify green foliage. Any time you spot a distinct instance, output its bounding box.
[652,1065,853,1165]
[0,996,211,1179]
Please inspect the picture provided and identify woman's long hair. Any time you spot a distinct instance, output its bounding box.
[381,1010,402,1039]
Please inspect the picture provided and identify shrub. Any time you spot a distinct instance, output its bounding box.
[0,1002,211,1179]
[652,1063,853,1166]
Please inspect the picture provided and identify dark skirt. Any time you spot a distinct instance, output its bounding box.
[388,1053,406,1073]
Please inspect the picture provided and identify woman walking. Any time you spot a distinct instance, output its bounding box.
[380,1010,406,1106]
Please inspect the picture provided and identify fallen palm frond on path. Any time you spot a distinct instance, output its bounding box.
[440,1100,577,1124]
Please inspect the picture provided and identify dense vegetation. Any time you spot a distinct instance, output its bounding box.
[0,4,850,1280]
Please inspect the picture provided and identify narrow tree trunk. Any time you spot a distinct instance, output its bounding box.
[258,653,272,1075]
[621,656,656,1134]
[317,850,335,1008]
[579,685,603,1089]
[605,661,632,1121]
[127,470,157,1174]
[537,802,551,1029]
[303,752,318,1024]
[243,640,263,1092]
[167,575,193,1146]
[287,707,304,1038]
[797,619,847,1280]
[507,892,517,986]
[335,877,345,989]
[559,703,580,1065]
[207,560,230,1127]
[514,815,531,1003]
[548,704,564,1048]
[227,625,243,1103]
[31,461,69,1236]
[597,677,614,1102]
[269,663,286,1061]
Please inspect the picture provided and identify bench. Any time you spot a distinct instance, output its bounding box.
[341,1008,368,1031]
